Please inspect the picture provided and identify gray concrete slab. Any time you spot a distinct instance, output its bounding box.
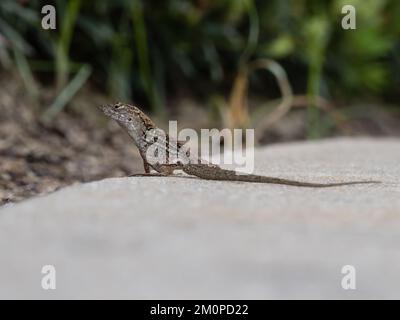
[0,138,399,299]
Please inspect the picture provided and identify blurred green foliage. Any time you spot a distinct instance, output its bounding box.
[0,0,399,121]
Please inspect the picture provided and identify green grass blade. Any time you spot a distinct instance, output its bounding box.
[13,48,39,109]
[131,0,163,115]
[42,64,91,121]
[55,0,82,91]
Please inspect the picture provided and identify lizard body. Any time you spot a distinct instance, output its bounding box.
[100,103,379,187]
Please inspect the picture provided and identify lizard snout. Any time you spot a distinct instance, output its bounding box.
[99,104,115,117]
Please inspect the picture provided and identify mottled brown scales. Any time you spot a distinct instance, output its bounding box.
[99,103,380,187]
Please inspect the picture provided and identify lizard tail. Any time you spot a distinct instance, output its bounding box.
[182,164,380,187]
[232,174,380,187]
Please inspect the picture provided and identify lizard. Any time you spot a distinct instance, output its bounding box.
[99,102,380,188]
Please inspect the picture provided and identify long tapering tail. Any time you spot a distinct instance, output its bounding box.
[182,164,380,187]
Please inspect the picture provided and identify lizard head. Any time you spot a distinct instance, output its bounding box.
[99,102,149,129]
[99,103,156,147]
[100,102,135,121]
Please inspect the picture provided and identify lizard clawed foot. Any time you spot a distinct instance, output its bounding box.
[129,173,167,177]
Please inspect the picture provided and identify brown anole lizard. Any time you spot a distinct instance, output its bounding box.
[100,102,379,187]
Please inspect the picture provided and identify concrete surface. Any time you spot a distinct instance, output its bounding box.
[0,137,399,299]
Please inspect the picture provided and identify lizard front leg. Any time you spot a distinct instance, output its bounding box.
[130,159,170,177]
[129,164,175,178]
[143,161,151,173]
[138,148,176,176]
[139,150,151,173]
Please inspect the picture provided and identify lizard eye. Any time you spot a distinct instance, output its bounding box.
[128,118,132,121]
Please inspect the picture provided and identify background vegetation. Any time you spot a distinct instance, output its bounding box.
[0,0,399,136]
[1,0,400,204]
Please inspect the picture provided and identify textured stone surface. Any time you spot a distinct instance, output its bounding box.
[0,138,399,299]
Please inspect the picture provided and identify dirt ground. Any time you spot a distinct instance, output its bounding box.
[0,75,145,205]
[1,74,400,206]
